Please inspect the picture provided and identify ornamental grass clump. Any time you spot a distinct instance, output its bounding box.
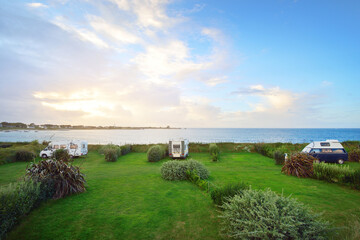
[282,153,316,178]
[105,149,118,162]
[209,143,220,161]
[211,182,249,206]
[220,189,331,240]
[313,162,354,183]
[26,159,86,199]
[147,145,165,162]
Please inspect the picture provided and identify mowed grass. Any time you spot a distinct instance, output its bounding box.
[1,152,360,239]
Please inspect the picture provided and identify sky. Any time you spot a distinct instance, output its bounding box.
[0,0,359,128]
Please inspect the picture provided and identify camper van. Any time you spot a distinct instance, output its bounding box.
[169,139,189,159]
[301,139,348,164]
[40,140,88,158]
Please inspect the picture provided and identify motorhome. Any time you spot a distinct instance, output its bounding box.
[301,139,348,164]
[169,139,189,159]
[40,140,88,158]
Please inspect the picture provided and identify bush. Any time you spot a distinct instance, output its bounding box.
[99,144,122,157]
[281,153,316,178]
[209,143,220,161]
[104,149,118,162]
[273,150,285,165]
[147,145,165,162]
[53,149,71,162]
[121,145,131,155]
[349,149,360,162]
[211,182,249,206]
[313,162,354,183]
[26,159,86,199]
[161,159,209,181]
[220,189,331,240]
[15,150,35,162]
[0,180,41,239]
[186,170,209,191]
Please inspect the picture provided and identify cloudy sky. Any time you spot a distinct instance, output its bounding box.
[0,0,359,127]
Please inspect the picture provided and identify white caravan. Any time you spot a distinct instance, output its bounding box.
[40,140,88,158]
[169,139,189,159]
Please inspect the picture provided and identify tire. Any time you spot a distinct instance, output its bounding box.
[337,159,344,164]
[41,154,47,158]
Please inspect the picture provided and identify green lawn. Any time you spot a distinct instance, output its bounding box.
[1,152,360,240]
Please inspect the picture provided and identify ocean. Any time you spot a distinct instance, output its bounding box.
[0,128,359,144]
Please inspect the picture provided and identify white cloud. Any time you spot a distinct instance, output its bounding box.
[206,76,228,86]
[88,15,141,44]
[27,3,48,8]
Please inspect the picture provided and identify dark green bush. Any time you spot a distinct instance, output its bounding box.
[349,149,360,162]
[209,143,220,161]
[161,159,209,181]
[220,189,331,240]
[0,180,41,239]
[26,159,86,199]
[104,149,118,162]
[121,145,131,155]
[99,144,122,157]
[273,150,285,165]
[282,153,316,178]
[147,145,165,162]
[15,150,35,162]
[53,149,71,162]
[210,182,249,206]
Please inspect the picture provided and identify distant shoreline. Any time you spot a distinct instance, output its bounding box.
[0,127,182,131]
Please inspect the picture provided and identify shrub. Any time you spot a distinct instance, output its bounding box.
[104,149,118,162]
[209,143,220,161]
[53,149,71,162]
[121,145,131,155]
[161,159,209,181]
[0,180,41,239]
[281,153,316,178]
[254,143,272,157]
[15,150,35,162]
[186,170,209,191]
[147,145,165,162]
[349,149,360,162]
[26,159,86,199]
[210,182,249,206]
[220,189,331,240]
[313,162,354,183]
[99,144,122,157]
[273,150,285,165]
[352,169,360,189]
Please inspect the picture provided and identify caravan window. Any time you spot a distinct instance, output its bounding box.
[70,144,78,149]
[310,149,321,153]
[320,142,330,146]
[53,145,59,149]
[60,144,67,149]
[321,149,332,153]
[82,144,86,149]
[332,149,345,153]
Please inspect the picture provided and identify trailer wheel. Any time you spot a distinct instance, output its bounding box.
[41,154,47,158]
[337,159,344,164]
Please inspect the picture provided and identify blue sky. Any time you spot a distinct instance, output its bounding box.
[0,0,359,127]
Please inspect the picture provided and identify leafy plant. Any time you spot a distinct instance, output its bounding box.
[0,180,41,239]
[160,159,209,181]
[209,143,220,161]
[349,149,360,162]
[186,170,209,191]
[210,182,249,206]
[15,150,35,162]
[26,159,86,199]
[282,153,316,178]
[313,162,354,183]
[53,149,71,162]
[99,144,122,157]
[273,150,285,165]
[147,145,165,162]
[220,189,331,240]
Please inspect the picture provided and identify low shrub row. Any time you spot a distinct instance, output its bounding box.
[0,141,46,165]
[273,150,285,165]
[160,160,209,181]
[210,182,249,206]
[100,144,122,162]
[121,145,131,155]
[219,188,331,239]
[313,162,360,189]
[349,149,360,162]
[209,143,220,161]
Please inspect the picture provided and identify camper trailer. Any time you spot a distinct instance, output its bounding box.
[169,139,189,159]
[301,139,348,164]
[40,140,88,158]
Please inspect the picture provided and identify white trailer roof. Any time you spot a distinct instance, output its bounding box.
[302,140,344,152]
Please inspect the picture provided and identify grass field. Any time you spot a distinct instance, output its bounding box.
[1,151,360,239]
